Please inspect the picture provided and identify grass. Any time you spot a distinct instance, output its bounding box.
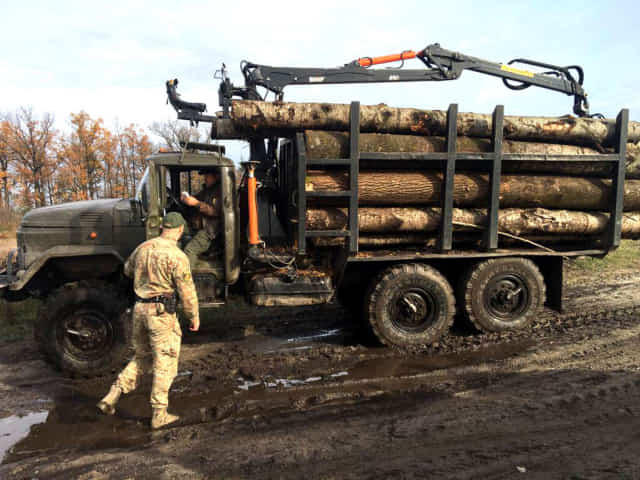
[570,239,640,272]
[0,298,40,344]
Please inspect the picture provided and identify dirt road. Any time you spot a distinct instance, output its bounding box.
[1,263,640,479]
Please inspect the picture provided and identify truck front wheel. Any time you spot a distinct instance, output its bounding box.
[36,282,131,376]
[365,263,455,348]
[460,258,545,332]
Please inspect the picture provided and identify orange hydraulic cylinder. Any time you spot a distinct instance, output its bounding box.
[247,170,261,246]
[357,50,417,67]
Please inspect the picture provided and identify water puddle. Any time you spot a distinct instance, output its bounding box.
[3,339,534,463]
[2,396,154,464]
[285,329,344,344]
[236,374,332,391]
[248,327,352,354]
[0,411,49,462]
[264,376,323,388]
[347,340,535,381]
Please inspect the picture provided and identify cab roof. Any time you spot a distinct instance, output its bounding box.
[147,151,235,168]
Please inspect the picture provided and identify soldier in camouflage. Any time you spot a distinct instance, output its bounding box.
[97,212,199,429]
[181,170,222,269]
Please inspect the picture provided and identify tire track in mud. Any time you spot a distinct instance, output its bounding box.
[176,270,640,384]
[158,274,640,438]
[3,270,640,477]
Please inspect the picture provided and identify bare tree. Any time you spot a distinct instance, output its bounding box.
[149,120,206,151]
[0,115,12,208]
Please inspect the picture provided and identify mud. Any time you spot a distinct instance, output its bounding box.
[1,263,640,478]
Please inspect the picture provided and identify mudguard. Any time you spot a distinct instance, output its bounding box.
[8,245,124,291]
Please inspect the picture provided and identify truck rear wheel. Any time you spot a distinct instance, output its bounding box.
[365,263,455,348]
[36,282,131,376]
[460,258,545,332]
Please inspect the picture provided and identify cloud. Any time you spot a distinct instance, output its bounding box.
[1,0,638,165]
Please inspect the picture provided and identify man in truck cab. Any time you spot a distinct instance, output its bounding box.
[180,169,222,268]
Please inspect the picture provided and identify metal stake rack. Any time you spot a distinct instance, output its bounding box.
[295,103,629,257]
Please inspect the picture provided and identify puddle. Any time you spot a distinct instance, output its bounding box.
[236,374,328,391]
[237,378,262,391]
[264,376,323,388]
[3,339,534,463]
[248,327,353,354]
[2,396,153,464]
[286,329,344,344]
[347,340,536,381]
[0,411,49,462]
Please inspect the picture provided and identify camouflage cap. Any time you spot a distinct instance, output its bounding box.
[162,212,186,229]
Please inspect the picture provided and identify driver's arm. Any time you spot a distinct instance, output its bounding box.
[196,198,217,217]
[182,190,217,217]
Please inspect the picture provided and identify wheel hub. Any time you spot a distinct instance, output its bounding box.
[392,288,437,333]
[484,274,529,321]
[60,308,113,360]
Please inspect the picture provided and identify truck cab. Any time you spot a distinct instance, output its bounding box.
[0,148,241,374]
[138,151,241,305]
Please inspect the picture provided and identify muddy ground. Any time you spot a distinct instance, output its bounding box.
[1,253,640,478]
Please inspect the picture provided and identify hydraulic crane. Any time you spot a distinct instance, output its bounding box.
[166,43,594,125]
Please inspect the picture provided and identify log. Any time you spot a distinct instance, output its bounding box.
[305,207,640,237]
[312,233,595,247]
[304,131,640,178]
[305,170,640,210]
[230,100,640,147]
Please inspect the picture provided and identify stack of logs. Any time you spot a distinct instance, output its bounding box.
[216,100,640,248]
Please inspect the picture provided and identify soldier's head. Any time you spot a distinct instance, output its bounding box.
[202,170,219,188]
[161,212,186,240]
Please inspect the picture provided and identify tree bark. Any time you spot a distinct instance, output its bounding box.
[305,207,640,237]
[312,233,598,247]
[303,131,640,178]
[229,100,640,147]
[305,170,640,210]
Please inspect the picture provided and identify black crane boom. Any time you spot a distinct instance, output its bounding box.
[167,43,593,124]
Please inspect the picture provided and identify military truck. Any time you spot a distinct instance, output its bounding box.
[0,44,630,375]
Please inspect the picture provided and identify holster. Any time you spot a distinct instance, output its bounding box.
[136,294,178,314]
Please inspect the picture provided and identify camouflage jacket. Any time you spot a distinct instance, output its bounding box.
[124,236,199,322]
[193,184,222,239]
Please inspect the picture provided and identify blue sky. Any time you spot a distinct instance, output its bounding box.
[2,0,639,161]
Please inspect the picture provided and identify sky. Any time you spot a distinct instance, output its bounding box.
[2,0,639,162]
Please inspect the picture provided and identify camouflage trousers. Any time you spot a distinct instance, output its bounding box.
[114,302,182,408]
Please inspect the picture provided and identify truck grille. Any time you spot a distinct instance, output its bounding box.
[79,211,106,227]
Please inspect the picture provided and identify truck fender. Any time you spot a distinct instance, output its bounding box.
[9,245,124,291]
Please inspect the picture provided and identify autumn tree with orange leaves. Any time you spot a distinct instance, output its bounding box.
[4,107,56,208]
[1,108,156,211]
[112,124,153,198]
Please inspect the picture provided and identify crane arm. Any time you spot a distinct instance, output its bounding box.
[166,43,593,125]
[240,44,590,116]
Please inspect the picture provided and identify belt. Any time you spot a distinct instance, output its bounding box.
[136,295,175,304]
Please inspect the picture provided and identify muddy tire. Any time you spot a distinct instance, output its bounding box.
[460,257,545,333]
[36,282,131,376]
[365,263,455,348]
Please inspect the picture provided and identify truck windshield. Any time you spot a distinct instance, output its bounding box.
[135,167,150,215]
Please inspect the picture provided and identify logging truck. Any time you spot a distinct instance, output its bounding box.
[0,44,633,375]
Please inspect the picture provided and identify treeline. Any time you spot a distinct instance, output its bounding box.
[0,108,204,211]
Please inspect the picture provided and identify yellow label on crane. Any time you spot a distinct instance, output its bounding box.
[500,64,535,78]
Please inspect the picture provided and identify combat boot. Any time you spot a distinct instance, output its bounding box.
[151,407,180,429]
[96,385,122,415]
